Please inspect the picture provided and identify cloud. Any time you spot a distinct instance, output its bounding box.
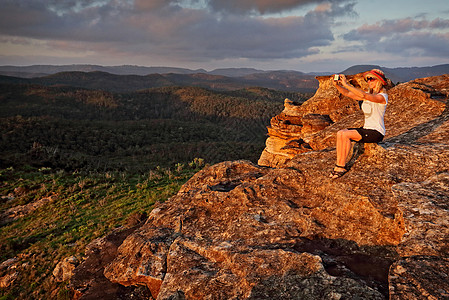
[384,32,449,58]
[206,0,327,14]
[133,0,168,11]
[343,17,449,58]
[126,1,358,61]
[0,0,359,64]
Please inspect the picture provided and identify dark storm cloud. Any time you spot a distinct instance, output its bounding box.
[0,0,134,41]
[0,0,356,62]
[343,17,449,58]
[162,2,356,60]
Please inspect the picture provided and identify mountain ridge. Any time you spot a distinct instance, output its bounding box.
[0,64,448,82]
[342,64,449,83]
[0,64,207,77]
[1,63,447,93]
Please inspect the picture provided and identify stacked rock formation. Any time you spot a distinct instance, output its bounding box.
[69,73,449,300]
[258,72,397,167]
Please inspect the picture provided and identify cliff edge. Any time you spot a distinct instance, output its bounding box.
[69,73,449,299]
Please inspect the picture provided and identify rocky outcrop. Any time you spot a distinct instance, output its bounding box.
[69,213,151,300]
[0,258,19,288]
[71,74,449,299]
[1,195,57,225]
[389,256,449,299]
[258,73,446,167]
[53,256,79,282]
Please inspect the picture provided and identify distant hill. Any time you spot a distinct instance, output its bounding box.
[0,70,319,93]
[208,68,267,77]
[0,64,206,78]
[342,64,449,83]
[0,64,448,92]
[1,64,448,82]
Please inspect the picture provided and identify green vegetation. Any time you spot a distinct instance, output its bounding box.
[0,161,204,299]
[0,81,310,299]
[0,84,309,172]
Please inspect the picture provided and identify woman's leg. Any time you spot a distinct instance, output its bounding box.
[335,129,362,171]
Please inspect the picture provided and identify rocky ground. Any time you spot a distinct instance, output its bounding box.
[67,73,449,299]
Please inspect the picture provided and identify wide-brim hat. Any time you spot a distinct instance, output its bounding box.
[364,69,387,85]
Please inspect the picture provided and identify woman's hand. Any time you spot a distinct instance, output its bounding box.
[339,74,349,86]
[332,74,341,87]
[332,74,348,87]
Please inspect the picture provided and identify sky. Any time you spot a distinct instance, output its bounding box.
[0,0,448,73]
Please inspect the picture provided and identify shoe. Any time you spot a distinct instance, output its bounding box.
[329,165,348,179]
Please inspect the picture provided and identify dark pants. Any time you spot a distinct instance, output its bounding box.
[348,127,384,143]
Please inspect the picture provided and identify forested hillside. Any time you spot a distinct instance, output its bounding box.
[0,83,310,172]
[0,69,319,93]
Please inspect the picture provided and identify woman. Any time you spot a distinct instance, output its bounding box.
[330,69,388,179]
